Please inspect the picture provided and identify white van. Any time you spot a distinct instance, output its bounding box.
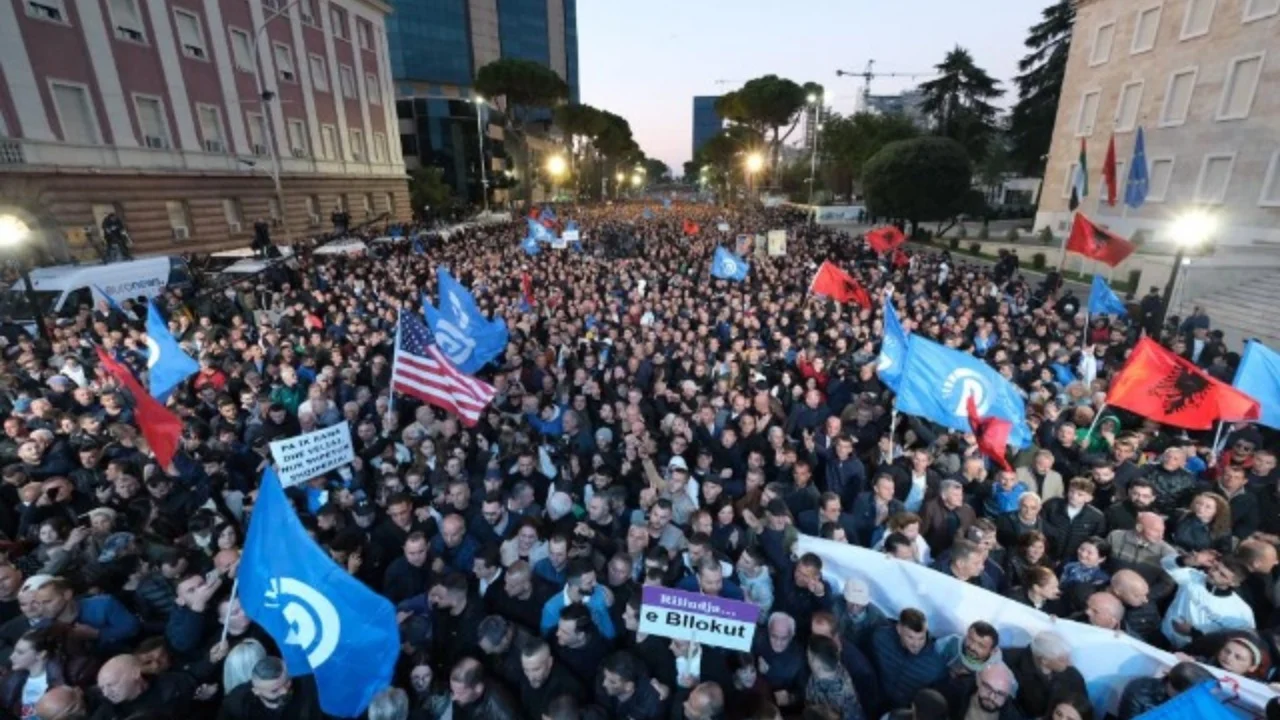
[5,256,193,321]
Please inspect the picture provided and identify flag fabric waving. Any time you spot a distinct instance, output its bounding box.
[866,226,906,254]
[662,198,672,209]
[521,235,541,256]
[810,261,871,307]
[967,396,1013,472]
[895,336,1033,448]
[643,207,654,220]
[391,311,496,427]
[95,346,182,468]
[422,268,508,374]
[1069,139,1088,211]
[240,468,399,717]
[92,285,131,318]
[145,301,199,401]
[877,294,907,391]
[891,248,910,269]
[1087,276,1128,317]
[527,218,554,244]
[520,271,536,311]
[683,219,700,236]
[1066,213,1137,267]
[1233,340,1280,430]
[1106,337,1260,429]
[1125,127,1150,209]
[711,246,750,281]
[1102,135,1118,207]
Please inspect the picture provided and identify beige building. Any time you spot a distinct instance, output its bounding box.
[1036,0,1280,248]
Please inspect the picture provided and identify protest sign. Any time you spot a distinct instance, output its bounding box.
[637,585,759,652]
[716,223,730,232]
[269,424,355,488]
[562,229,580,242]
[767,230,788,256]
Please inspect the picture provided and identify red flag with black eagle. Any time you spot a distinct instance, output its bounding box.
[1106,337,1260,429]
[683,219,700,236]
[1066,213,1136,267]
[967,396,1013,472]
[891,248,910,269]
[810,261,872,308]
[866,226,907,254]
[95,346,182,468]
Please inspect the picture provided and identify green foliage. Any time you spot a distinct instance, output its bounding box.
[918,46,1005,160]
[862,137,973,231]
[1037,226,1055,245]
[1009,1,1075,176]
[717,75,815,179]
[819,112,919,198]
[643,159,670,181]
[948,237,961,250]
[969,242,982,254]
[1005,228,1021,242]
[475,59,569,128]
[409,167,455,216]
[1032,252,1046,269]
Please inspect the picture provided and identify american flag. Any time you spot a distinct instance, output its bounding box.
[391,311,495,426]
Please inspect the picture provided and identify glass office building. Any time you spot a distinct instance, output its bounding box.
[692,96,723,160]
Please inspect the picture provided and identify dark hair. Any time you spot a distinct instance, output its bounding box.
[476,615,509,648]
[968,621,1000,647]
[558,603,592,636]
[565,558,595,587]
[544,694,581,720]
[1047,692,1094,720]
[807,634,841,671]
[883,532,912,555]
[899,608,927,632]
[600,651,643,684]
[1166,660,1215,692]
[1080,536,1111,560]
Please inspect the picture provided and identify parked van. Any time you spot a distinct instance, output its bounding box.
[4,256,193,321]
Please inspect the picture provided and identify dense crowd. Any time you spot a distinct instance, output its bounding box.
[0,201,1274,720]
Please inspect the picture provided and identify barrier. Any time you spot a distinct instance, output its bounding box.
[796,535,1276,716]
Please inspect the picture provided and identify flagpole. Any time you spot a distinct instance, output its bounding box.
[1082,402,1108,445]
[888,409,899,462]
[220,575,240,644]
[1210,421,1228,466]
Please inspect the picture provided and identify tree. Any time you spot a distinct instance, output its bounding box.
[819,112,920,199]
[918,47,1004,160]
[1009,0,1075,176]
[862,137,973,233]
[716,75,816,179]
[408,167,455,219]
[474,59,570,203]
[642,158,670,182]
[694,125,763,192]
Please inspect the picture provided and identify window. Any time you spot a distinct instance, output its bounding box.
[366,73,381,105]
[173,9,207,60]
[299,0,317,26]
[320,124,337,160]
[133,95,170,149]
[25,0,67,24]
[1089,22,1115,66]
[357,21,371,50]
[1260,152,1280,207]
[272,43,295,83]
[196,105,225,152]
[309,54,328,91]
[373,132,387,163]
[166,200,192,238]
[1159,68,1197,127]
[329,6,347,39]
[1243,0,1280,22]
[339,65,356,99]
[50,82,101,145]
[246,113,267,155]
[1217,53,1265,121]
[223,198,243,229]
[350,129,364,161]
[384,193,395,215]
[229,28,253,72]
[109,0,146,43]
[1075,90,1100,136]
[1131,5,1162,54]
[1181,0,1215,39]
[287,119,307,157]
[1147,157,1175,202]
[1061,163,1079,199]
[1114,81,1144,132]
[1194,153,1235,204]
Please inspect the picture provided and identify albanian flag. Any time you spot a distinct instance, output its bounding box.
[683,219,700,236]
[1066,213,1136,267]
[810,261,872,308]
[891,248,910,269]
[866,226,907,254]
[95,346,182,468]
[1106,337,1260,429]
[520,271,535,309]
[967,396,1013,472]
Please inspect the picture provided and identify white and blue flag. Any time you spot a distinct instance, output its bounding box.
[711,246,749,281]
[422,268,508,374]
[145,301,198,402]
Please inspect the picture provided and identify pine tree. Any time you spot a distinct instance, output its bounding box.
[1009,0,1076,176]
[918,46,1004,161]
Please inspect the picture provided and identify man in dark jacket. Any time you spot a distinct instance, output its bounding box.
[1004,632,1086,719]
[867,608,947,710]
[1142,448,1200,516]
[514,636,585,719]
[218,656,322,720]
[920,480,976,556]
[1040,478,1106,565]
[1104,478,1157,532]
[448,657,520,720]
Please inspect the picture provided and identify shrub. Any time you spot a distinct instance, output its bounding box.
[1031,252,1046,270]
[1036,227,1054,245]
[969,242,981,254]
[948,237,960,250]
[1005,228,1020,242]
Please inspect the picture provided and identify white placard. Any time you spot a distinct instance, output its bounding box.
[269,424,355,488]
[551,236,568,249]
[637,586,759,652]
[562,230,580,242]
[716,223,730,232]
[767,230,787,257]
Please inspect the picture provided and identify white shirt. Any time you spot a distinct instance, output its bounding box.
[1160,555,1254,648]
[479,568,502,597]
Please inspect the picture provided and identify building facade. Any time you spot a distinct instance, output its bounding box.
[387,0,578,202]
[691,95,722,160]
[1036,0,1280,248]
[0,0,409,257]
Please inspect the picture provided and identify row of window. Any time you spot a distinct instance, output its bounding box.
[1061,149,1280,208]
[27,0,376,51]
[47,79,390,163]
[1074,51,1266,135]
[228,27,381,103]
[164,191,395,238]
[1089,0,1279,67]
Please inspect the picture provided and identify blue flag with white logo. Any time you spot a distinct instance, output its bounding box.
[521,234,541,256]
[1088,276,1127,317]
[1125,126,1149,209]
[1234,341,1280,430]
[711,246,749,281]
[92,285,130,317]
[877,294,907,391]
[145,301,198,402]
[895,336,1032,448]
[423,268,508,374]
[541,206,557,222]
[240,468,398,717]
[662,198,672,209]
[527,218,554,243]
[643,207,654,220]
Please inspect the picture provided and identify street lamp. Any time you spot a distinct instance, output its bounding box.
[1157,209,1218,333]
[546,154,567,201]
[631,173,643,188]
[745,152,764,197]
[473,95,489,212]
[807,93,823,207]
[0,215,51,344]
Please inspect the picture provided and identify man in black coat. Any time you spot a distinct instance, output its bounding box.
[513,636,585,719]
[218,656,322,720]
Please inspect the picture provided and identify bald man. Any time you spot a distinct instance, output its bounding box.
[1236,539,1279,626]
[1085,591,1126,631]
[1111,570,1164,647]
[963,663,1017,717]
[34,686,86,720]
[1107,512,1177,568]
[94,653,197,718]
[683,681,725,720]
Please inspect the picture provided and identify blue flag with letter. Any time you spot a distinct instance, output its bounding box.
[145,301,199,401]
[1087,276,1127,317]
[541,206,557,222]
[521,235,541,256]
[422,268,508,374]
[527,218,554,243]
[240,469,398,717]
[1234,340,1280,430]
[877,294,907,391]
[1125,126,1149,209]
[895,336,1033,447]
[711,246,749,281]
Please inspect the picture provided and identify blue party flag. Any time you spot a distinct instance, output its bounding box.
[92,285,130,317]
[1124,127,1149,209]
[1087,276,1127,317]
[710,246,749,281]
[877,294,907,391]
[145,301,199,401]
[422,268,508,374]
[643,208,654,220]
[1234,340,1280,430]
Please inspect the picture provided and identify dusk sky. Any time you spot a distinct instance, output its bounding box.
[578,0,1051,174]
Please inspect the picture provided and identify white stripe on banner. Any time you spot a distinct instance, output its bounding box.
[795,535,1276,716]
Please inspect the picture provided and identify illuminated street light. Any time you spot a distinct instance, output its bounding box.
[0,215,30,247]
[745,153,764,173]
[546,154,568,177]
[1156,209,1219,331]
[615,172,625,182]
[631,173,643,187]
[0,214,50,344]
[807,93,818,103]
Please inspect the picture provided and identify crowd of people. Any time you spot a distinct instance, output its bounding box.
[0,200,1274,720]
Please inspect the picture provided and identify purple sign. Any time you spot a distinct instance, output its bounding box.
[638,585,760,651]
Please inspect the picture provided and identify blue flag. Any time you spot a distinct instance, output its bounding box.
[240,469,398,717]
[1087,276,1127,317]
[662,198,672,209]
[92,285,129,317]
[643,208,654,220]
[566,220,578,232]
[1125,126,1149,209]
[423,268,508,374]
[1234,341,1280,430]
[527,218,554,243]
[145,301,198,401]
[541,206,557,222]
[711,246,749,281]
[411,236,425,255]
[521,234,541,256]
[895,336,1033,448]
[877,294,907,391]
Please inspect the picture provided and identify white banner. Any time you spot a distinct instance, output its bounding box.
[551,236,568,249]
[767,230,788,257]
[562,230,580,242]
[717,223,730,233]
[638,586,759,652]
[269,424,355,488]
[814,205,866,224]
[796,535,1275,716]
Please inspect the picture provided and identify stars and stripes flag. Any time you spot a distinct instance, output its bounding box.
[391,311,495,426]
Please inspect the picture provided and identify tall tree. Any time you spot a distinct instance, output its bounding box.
[716,76,818,178]
[474,59,570,203]
[819,112,920,199]
[1009,0,1075,176]
[918,46,1004,160]
[863,137,973,234]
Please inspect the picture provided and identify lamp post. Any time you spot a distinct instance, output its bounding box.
[473,95,489,212]
[615,172,625,199]
[1157,210,1217,334]
[745,152,764,199]
[546,154,568,200]
[0,215,51,345]
[806,93,823,207]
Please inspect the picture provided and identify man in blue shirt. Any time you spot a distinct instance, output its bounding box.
[540,558,616,640]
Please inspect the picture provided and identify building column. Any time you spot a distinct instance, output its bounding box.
[79,0,137,147]
[345,6,374,164]
[0,0,53,140]
[204,0,247,154]
[318,0,351,162]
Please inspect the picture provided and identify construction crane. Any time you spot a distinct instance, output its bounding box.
[835,60,932,110]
